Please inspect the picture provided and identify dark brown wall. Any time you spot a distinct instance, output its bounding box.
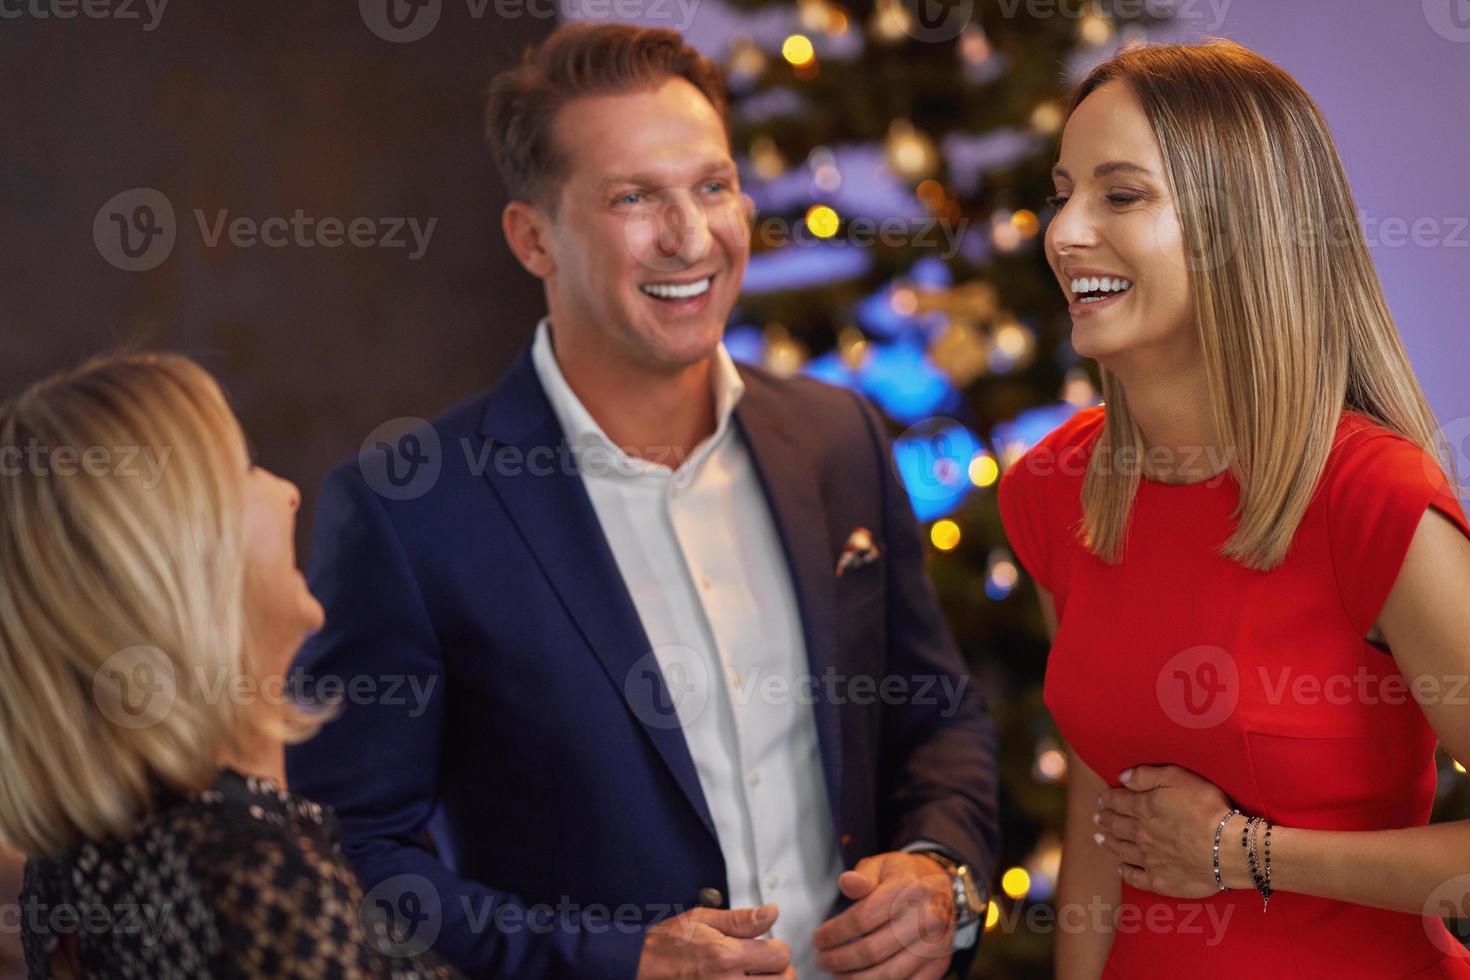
[1,2,554,552]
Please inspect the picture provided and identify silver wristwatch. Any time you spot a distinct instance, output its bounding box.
[917,850,983,928]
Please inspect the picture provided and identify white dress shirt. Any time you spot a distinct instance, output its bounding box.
[531,318,845,977]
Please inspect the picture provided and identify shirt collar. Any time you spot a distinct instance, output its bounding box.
[529,316,745,478]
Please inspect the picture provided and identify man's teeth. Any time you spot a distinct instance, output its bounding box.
[1070,276,1133,303]
[640,277,712,300]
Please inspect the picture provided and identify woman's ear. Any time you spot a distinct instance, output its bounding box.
[502,200,555,279]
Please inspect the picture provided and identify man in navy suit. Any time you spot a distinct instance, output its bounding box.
[287,21,998,979]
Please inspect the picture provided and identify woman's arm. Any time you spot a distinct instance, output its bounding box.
[1038,587,1118,980]
[1098,509,1470,916]
[1058,744,1120,979]
[1236,507,1470,913]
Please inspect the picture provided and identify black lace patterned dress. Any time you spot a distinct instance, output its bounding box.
[20,767,465,979]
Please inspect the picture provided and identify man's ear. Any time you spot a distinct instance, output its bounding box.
[502,200,555,279]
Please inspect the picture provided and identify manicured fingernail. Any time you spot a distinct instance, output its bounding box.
[1116,865,1124,876]
[1092,812,1101,825]
[1093,832,1105,846]
[1120,768,1134,782]
[1096,794,1104,806]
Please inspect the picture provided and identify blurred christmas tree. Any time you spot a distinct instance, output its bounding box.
[665,0,1470,972]
[701,2,1162,973]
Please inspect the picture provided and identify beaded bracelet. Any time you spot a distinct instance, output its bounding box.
[1212,808,1240,891]
[1241,814,1274,910]
[1261,817,1273,909]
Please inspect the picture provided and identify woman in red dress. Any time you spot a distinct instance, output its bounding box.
[999,40,1470,978]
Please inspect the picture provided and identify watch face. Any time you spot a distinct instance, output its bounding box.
[954,869,982,921]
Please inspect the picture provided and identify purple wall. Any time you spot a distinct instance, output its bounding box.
[1166,0,1470,477]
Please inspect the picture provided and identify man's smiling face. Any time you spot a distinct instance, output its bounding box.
[541,76,752,372]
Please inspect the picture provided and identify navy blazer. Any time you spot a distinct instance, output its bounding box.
[286,345,1000,978]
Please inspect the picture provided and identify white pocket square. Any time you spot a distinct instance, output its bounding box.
[835,526,881,576]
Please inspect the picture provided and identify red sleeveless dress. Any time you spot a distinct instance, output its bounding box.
[999,405,1470,978]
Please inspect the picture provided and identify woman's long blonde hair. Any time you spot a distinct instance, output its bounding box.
[1071,39,1458,571]
[0,352,321,856]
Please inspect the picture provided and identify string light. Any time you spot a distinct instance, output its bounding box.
[1036,748,1067,781]
[985,550,1019,599]
[728,37,767,84]
[1011,209,1040,238]
[890,286,919,316]
[869,0,912,42]
[810,146,842,192]
[763,323,807,376]
[750,136,786,180]
[968,452,999,488]
[930,519,961,551]
[960,23,991,63]
[798,0,832,33]
[884,119,938,181]
[1062,367,1100,407]
[805,204,840,238]
[836,325,869,370]
[1001,867,1032,900]
[1079,9,1114,45]
[782,33,815,67]
[1030,101,1065,135]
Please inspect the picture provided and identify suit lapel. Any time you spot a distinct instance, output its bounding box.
[733,374,844,831]
[478,349,718,842]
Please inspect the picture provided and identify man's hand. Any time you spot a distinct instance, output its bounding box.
[811,852,955,978]
[636,903,795,979]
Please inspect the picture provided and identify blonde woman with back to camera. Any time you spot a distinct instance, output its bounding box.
[0,353,464,978]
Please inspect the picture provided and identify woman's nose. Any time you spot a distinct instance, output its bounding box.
[1047,200,1100,255]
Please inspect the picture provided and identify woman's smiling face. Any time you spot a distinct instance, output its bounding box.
[1045,79,1196,373]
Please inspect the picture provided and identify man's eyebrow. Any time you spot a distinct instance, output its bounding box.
[1051,161,1156,180]
[599,159,736,189]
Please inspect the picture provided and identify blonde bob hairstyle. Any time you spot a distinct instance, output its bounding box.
[0,352,324,857]
[1070,40,1459,570]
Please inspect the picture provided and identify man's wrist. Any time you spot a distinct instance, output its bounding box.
[911,850,983,929]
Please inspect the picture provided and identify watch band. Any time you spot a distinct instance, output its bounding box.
[916,850,983,927]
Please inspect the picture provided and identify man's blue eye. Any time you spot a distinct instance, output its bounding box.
[618,192,642,205]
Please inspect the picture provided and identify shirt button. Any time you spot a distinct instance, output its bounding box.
[701,576,712,590]
[765,873,780,890]
[748,771,761,788]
